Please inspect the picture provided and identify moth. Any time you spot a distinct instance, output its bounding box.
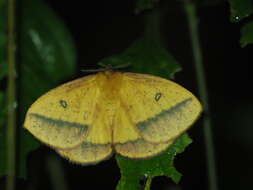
[24,71,202,164]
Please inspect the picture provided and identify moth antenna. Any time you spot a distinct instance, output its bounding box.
[81,68,107,73]
[82,62,131,73]
[98,62,108,67]
[112,62,131,69]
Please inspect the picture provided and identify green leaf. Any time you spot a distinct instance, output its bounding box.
[116,134,192,190]
[100,38,181,79]
[228,0,253,22]
[240,21,253,47]
[0,0,76,178]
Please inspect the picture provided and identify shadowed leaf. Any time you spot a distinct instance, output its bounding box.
[228,0,253,22]
[240,21,253,47]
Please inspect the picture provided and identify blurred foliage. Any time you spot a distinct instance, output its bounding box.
[0,92,6,178]
[227,0,253,48]
[240,21,253,47]
[0,0,7,180]
[228,0,253,22]
[116,134,192,190]
[0,0,7,80]
[0,93,5,134]
[0,0,76,177]
[135,0,159,14]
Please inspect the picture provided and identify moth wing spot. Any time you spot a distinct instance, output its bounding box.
[155,92,162,101]
[59,99,68,108]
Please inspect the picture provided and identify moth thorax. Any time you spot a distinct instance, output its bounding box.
[102,72,123,99]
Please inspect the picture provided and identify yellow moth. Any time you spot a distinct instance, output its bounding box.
[24,71,202,165]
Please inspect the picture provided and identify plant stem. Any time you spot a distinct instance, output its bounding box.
[6,0,17,189]
[46,155,68,190]
[144,176,152,190]
[183,2,218,190]
[144,8,161,45]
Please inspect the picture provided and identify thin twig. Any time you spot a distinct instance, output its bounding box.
[183,2,218,190]
[6,0,17,189]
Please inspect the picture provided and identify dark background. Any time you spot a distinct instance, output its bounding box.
[3,0,253,189]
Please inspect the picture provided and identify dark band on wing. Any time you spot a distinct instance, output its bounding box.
[80,142,111,148]
[114,138,143,146]
[114,138,172,159]
[56,142,113,165]
[136,98,192,131]
[29,113,88,129]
